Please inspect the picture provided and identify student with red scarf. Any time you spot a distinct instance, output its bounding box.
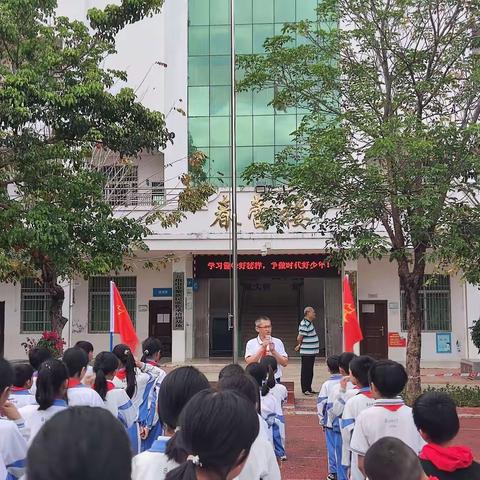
[413,391,480,479]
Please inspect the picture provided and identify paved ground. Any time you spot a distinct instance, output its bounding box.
[281,400,480,480]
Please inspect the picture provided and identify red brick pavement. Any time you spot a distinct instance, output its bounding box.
[281,403,480,480]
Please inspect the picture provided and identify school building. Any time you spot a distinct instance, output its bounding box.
[1,0,480,365]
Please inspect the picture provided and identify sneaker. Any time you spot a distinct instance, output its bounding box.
[280,455,287,461]
[326,474,337,480]
[310,390,319,394]
[303,391,313,396]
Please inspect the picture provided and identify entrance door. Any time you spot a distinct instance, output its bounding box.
[210,316,233,357]
[359,300,388,359]
[0,302,4,358]
[149,300,172,357]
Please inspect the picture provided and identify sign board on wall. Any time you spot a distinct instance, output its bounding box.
[194,254,338,278]
[388,332,407,347]
[153,288,173,297]
[172,272,185,331]
[436,332,452,354]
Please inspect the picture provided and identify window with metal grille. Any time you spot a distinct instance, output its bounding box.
[102,165,138,207]
[21,278,51,333]
[401,275,451,332]
[89,277,137,333]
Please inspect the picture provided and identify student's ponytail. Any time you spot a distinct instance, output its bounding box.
[165,460,197,480]
[112,344,137,399]
[265,365,276,390]
[93,352,119,400]
[36,359,68,410]
[140,337,162,363]
[245,362,270,397]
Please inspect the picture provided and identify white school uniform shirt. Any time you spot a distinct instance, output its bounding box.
[67,379,105,408]
[245,337,288,380]
[317,374,343,426]
[8,389,37,409]
[103,382,137,429]
[269,383,288,407]
[0,418,28,479]
[131,436,178,480]
[350,398,425,458]
[236,432,281,480]
[258,414,269,441]
[19,399,68,445]
[328,380,355,429]
[340,387,375,479]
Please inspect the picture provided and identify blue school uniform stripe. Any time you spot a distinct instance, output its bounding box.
[52,399,68,407]
[11,390,31,396]
[118,400,133,411]
[340,418,355,429]
[6,459,26,469]
[149,437,169,453]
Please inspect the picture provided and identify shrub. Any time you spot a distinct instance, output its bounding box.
[423,384,480,407]
[21,331,65,359]
[471,319,480,353]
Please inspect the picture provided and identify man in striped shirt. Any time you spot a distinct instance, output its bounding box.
[295,306,320,396]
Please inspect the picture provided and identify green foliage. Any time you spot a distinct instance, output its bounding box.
[471,319,480,353]
[0,0,186,329]
[237,0,480,396]
[423,384,480,408]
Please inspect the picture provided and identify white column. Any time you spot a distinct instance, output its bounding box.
[171,255,193,363]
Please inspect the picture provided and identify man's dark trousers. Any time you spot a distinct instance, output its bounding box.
[301,354,316,393]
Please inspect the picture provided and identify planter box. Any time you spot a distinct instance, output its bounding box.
[461,359,480,375]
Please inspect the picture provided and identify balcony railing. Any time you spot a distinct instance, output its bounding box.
[105,187,167,208]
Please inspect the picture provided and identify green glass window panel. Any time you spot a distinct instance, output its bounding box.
[189,0,209,25]
[253,24,274,53]
[275,115,297,144]
[236,0,252,24]
[253,0,274,23]
[237,90,253,115]
[209,147,231,183]
[237,147,254,183]
[189,56,210,86]
[275,0,296,22]
[253,88,274,114]
[210,116,230,146]
[296,0,317,20]
[188,86,210,116]
[210,0,230,24]
[210,56,231,85]
[189,26,209,56]
[210,86,230,116]
[254,146,275,164]
[253,115,274,145]
[189,117,210,148]
[236,116,253,146]
[236,25,253,54]
[210,26,230,55]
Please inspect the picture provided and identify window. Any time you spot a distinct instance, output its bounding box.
[102,165,138,207]
[21,278,51,333]
[89,277,136,333]
[401,275,451,332]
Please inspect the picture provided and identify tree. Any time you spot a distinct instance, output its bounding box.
[0,0,213,333]
[238,0,480,398]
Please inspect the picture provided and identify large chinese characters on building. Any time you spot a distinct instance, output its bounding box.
[194,254,339,278]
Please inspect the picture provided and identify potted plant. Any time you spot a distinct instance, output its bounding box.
[21,331,66,359]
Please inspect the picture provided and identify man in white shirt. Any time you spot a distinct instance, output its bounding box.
[245,316,288,381]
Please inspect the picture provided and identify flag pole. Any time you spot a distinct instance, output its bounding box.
[109,280,114,352]
[230,0,239,364]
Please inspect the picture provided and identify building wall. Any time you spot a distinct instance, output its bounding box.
[358,258,467,364]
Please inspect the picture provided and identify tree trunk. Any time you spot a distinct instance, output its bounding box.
[41,262,68,335]
[402,278,423,401]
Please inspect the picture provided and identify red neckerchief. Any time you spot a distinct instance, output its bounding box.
[106,381,115,392]
[146,361,157,366]
[428,477,440,480]
[420,443,474,472]
[374,399,405,412]
[357,387,373,398]
[11,387,29,392]
[67,378,82,389]
[116,369,126,380]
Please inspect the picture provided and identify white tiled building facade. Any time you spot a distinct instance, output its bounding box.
[1,0,479,365]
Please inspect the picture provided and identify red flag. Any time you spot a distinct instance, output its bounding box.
[343,275,363,352]
[110,281,139,353]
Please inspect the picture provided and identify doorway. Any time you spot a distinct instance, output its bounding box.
[148,300,172,357]
[0,302,4,358]
[359,300,388,359]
